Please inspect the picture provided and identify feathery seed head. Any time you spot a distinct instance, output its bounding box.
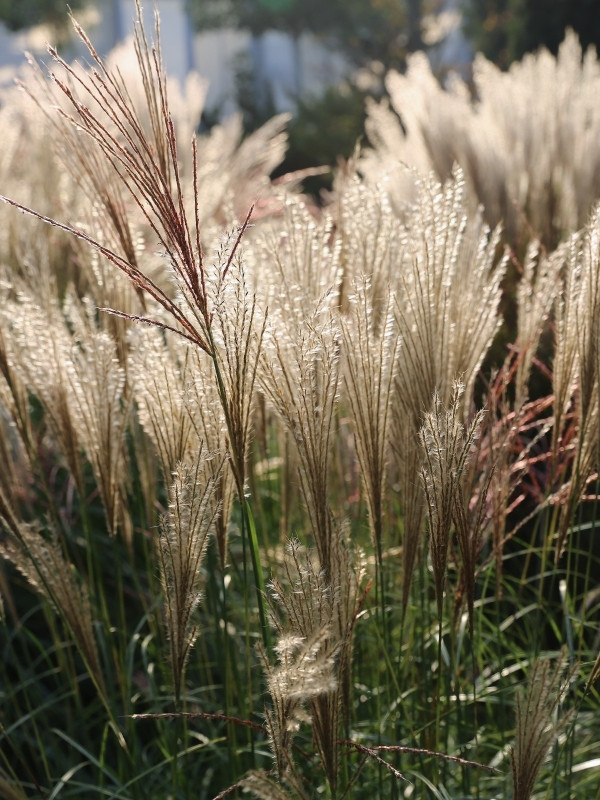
[158,451,223,701]
[419,381,486,621]
[510,651,575,800]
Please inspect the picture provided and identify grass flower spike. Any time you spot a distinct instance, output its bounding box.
[511,651,575,800]
[159,452,224,702]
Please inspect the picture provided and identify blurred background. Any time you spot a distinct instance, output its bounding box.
[1,0,600,193]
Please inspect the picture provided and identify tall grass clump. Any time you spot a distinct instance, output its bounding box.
[362,31,600,251]
[0,5,599,799]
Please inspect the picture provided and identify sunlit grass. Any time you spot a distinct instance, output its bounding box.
[0,3,599,799]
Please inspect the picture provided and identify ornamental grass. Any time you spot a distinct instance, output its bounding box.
[0,5,598,798]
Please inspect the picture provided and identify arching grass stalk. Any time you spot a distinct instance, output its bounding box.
[419,382,486,764]
[205,290,271,655]
[339,277,398,654]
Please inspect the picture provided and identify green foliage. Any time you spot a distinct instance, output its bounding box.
[276,82,369,198]
[231,54,368,199]
[464,0,600,68]
[0,0,84,33]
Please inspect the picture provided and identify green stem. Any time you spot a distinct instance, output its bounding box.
[221,565,242,781]
[207,332,271,654]
[243,498,271,653]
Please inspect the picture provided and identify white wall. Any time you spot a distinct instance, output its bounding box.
[247,30,349,113]
[194,27,250,117]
